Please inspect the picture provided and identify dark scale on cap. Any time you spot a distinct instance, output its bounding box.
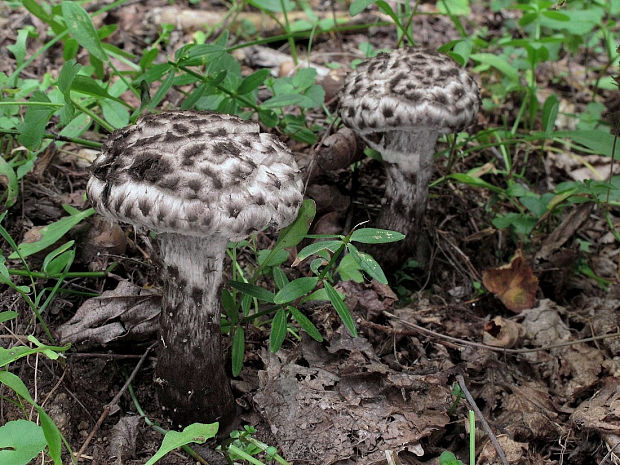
[187,178,202,193]
[163,132,185,143]
[113,191,131,212]
[172,123,190,135]
[213,141,241,157]
[434,93,449,106]
[382,106,394,118]
[131,134,162,148]
[123,201,134,218]
[102,183,112,207]
[128,153,172,184]
[159,176,180,191]
[157,208,168,224]
[228,205,241,218]
[200,166,223,190]
[138,198,152,216]
[181,144,207,166]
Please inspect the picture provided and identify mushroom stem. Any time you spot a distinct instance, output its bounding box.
[155,234,236,426]
[374,132,439,266]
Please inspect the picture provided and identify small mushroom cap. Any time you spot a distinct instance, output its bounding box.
[87,111,303,241]
[340,48,479,138]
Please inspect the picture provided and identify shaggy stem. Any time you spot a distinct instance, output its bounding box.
[155,234,236,427]
[374,132,439,267]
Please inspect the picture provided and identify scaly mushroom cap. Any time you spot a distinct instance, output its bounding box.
[340,48,479,154]
[87,111,303,241]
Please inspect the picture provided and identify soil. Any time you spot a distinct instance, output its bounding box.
[1,1,619,465]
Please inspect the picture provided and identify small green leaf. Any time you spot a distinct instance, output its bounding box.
[229,281,275,303]
[0,157,18,207]
[447,173,505,194]
[247,0,296,13]
[300,288,331,302]
[437,0,470,16]
[18,91,56,149]
[346,243,388,284]
[7,28,31,66]
[274,277,319,304]
[269,308,288,352]
[261,93,313,109]
[289,306,323,341]
[337,253,364,283]
[541,10,570,21]
[41,241,75,276]
[272,267,289,289]
[9,208,95,259]
[350,0,377,16]
[439,451,464,465]
[148,70,176,111]
[237,69,270,95]
[259,109,278,127]
[0,371,35,403]
[231,326,245,376]
[221,289,237,324]
[350,228,405,244]
[272,199,316,249]
[101,100,130,129]
[0,420,47,465]
[39,409,62,465]
[324,281,357,337]
[144,423,219,465]
[58,60,81,100]
[292,68,317,90]
[297,240,343,262]
[61,1,107,62]
[0,311,18,324]
[471,53,519,82]
[257,248,289,267]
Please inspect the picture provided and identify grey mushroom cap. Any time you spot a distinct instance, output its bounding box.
[87,111,304,241]
[339,48,479,155]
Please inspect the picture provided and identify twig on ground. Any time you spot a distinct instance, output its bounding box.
[74,342,156,462]
[456,374,509,465]
[374,311,620,354]
[600,437,620,465]
[66,352,149,359]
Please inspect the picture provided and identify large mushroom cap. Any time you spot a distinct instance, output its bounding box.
[87,111,303,241]
[340,48,479,138]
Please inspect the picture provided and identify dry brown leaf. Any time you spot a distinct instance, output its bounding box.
[482,248,539,313]
[57,280,160,348]
[253,328,450,464]
[482,316,525,348]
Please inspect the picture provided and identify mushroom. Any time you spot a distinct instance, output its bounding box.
[339,48,479,267]
[87,110,304,425]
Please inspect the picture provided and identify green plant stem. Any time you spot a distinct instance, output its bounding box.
[0,129,102,149]
[8,268,112,279]
[0,101,64,108]
[279,0,298,65]
[245,437,290,465]
[127,384,210,465]
[318,242,346,281]
[172,63,261,112]
[469,410,475,465]
[72,100,115,133]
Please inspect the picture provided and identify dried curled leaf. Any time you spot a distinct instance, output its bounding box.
[482,249,539,313]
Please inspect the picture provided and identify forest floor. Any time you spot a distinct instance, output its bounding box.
[0,0,619,464]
